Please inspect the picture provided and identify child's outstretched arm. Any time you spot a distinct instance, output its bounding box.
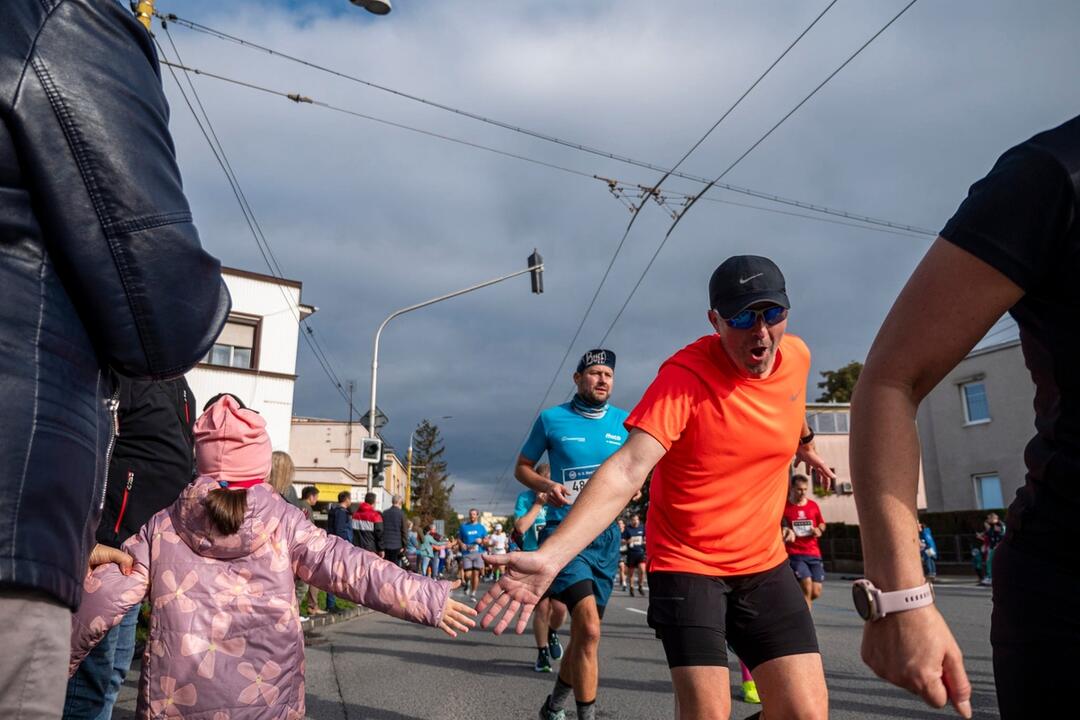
[286,506,474,635]
[70,523,152,675]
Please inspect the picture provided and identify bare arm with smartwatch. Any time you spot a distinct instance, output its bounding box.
[851,238,1023,719]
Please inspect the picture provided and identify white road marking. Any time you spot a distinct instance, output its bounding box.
[625,607,647,615]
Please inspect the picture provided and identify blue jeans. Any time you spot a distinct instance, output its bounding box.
[63,604,140,719]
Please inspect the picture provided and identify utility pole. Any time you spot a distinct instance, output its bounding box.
[346,381,354,457]
[133,0,155,31]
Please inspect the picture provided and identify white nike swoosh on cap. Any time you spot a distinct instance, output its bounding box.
[738,273,764,284]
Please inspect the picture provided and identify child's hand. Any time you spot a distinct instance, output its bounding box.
[438,581,477,638]
[87,543,133,576]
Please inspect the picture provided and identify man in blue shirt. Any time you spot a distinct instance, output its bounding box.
[511,349,628,720]
[459,508,488,599]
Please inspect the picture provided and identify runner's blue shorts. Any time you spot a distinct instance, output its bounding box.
[788,553,825,583]
[540,521,620,612]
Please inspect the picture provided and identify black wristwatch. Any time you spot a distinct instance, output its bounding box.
[800,429,815,445]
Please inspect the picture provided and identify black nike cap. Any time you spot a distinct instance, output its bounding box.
[708,255,790,318]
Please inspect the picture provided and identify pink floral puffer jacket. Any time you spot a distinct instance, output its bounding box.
[71,477,451,720]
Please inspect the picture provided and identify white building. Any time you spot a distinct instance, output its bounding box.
[917,339,1034,512]
[290,416,408,509]
[186,267,314,451]
[802,402,926,524]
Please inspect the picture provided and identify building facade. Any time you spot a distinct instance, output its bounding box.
[290,416,408,509]
[917,339,1035,512]
[802,402,926,524]
[186,267,314,452]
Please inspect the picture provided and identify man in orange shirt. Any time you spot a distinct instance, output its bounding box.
[479,256,834,719]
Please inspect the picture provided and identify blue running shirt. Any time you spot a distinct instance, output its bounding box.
[514,489,548,551]
[520,402,629,523]
[459,522,487,556]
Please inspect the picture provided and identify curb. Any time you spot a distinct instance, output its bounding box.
[302,606,373,630]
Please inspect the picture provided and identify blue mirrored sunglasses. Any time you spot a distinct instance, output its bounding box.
[723,305,788,330]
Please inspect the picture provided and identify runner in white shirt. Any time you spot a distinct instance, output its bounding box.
[489,524,509,581]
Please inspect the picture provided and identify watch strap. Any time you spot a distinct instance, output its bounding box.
[800,428,815,445]
[876,582,934,618]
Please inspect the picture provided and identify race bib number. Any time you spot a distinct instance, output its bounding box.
[792,519,814,538]
[561,464,599,503]
[628,535,644,548]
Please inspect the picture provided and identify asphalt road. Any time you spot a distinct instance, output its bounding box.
[113,577,1002,719]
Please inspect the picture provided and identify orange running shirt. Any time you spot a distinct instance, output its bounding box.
[624,333,810,576]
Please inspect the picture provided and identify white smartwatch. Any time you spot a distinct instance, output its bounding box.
[851,579,934,621]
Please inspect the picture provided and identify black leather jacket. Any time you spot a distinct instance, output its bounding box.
[0,0,230,609]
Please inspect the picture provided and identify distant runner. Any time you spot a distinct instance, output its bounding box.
[782,474,827,609]
[459,509,488,599]
[622,513,646,597]
[514,481,567,673]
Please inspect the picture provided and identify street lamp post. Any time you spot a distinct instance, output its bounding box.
[368,254,544,493]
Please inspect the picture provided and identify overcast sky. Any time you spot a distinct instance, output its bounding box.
[159,0,1080,512]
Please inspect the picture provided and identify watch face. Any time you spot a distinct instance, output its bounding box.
[852,583,873,620]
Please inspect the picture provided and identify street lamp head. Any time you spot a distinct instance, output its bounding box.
[350,0,392,15]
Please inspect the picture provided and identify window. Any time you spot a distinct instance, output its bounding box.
[204,317,258,369]
[973,473,1004,509]
[961,381,991,424]
[806,411,849,434]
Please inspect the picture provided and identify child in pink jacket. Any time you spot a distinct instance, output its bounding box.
[70,394,475,719]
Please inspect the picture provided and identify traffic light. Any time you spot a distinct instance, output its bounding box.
[528,249,544,295]
[361,437,383,465]
[372,458,387,487]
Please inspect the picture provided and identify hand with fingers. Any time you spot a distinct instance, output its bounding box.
[545,483,572,508]
[475,551,558,635]
[437,580,478,638]
[862,606,972,718]
[795,441,835,483]
[87,543,133,576]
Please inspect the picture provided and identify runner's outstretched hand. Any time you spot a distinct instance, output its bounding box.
[475,551,558,635]
[795,441,836,484]
[861,605,972,718]
[438,581,478,638]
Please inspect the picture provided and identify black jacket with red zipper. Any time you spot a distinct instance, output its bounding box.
[96,377,198,548]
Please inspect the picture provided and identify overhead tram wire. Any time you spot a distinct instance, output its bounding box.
[153,58,933,248]
[597,0,922,348]
[161,24,353,399]
[483,0,840,509]
[155,9,934,238]
[156,30,362,417]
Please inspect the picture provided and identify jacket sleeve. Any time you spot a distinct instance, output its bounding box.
[69,524,151,675]
[285,505,449,627]
[11,1,229,379]
[374,515,384,553]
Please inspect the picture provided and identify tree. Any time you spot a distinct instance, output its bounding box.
[409,420,455,530]
[816,361,863,403]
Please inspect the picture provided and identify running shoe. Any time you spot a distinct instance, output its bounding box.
[534,647,552,673]
[979,577,993,586]
[537,700,566,720]
[637,585,646,597]
[629,586,635,597]
[742,680,761,704]
[548,630,563,660]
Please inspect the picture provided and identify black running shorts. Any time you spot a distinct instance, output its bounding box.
[647,561,819,671]
[991,539,1079,718]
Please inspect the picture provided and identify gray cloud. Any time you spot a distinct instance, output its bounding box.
[163,0,1080,510]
